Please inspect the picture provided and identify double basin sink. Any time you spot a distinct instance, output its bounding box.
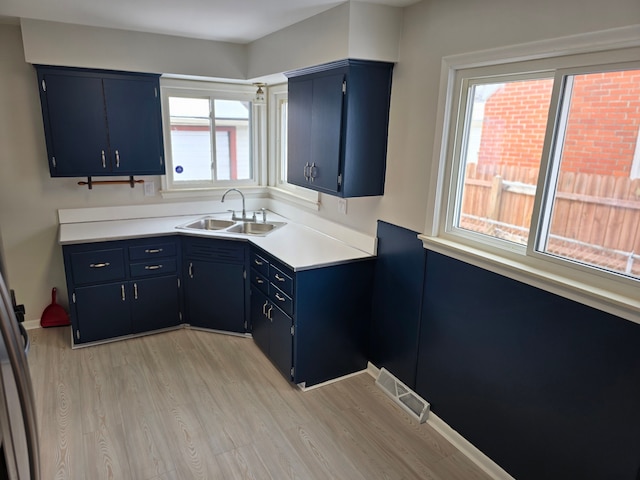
[176,216,286,236]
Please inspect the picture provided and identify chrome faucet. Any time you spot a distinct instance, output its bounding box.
[221,188,256,222]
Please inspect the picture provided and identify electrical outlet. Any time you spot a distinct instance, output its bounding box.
[338,198,347,215]
[144,181,155,196]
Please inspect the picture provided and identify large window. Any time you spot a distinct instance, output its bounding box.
[436,44,640,313]
[161,81,260,190]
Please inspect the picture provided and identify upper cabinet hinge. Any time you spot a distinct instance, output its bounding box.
[177,277,181,288]
[244,320,248,330]
[154,87,158,98]
[179,311,183,322]
[52,157,57,168]
[342,80,346,94]
[337,173,342,186]
[72,292,76,303]
[290,367,295,377]
[243,269,247,280]
[160,156,164,166]
[76,330,80,340]
[290,325,295,336]
[41,80,46,92]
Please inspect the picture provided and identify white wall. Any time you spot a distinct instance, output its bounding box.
[1,0,639,320]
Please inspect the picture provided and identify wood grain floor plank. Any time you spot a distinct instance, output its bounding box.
[29,327,494,480]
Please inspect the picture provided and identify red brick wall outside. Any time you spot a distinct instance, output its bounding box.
[477,70,640,178]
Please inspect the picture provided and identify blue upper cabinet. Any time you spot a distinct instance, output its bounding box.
[286,59,394,198]
[35,66,165,177]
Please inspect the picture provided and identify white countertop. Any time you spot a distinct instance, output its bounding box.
[58,211,373,271]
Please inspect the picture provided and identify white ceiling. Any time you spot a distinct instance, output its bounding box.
[0,0,419,44]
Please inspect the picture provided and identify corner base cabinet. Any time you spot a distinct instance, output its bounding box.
[36,66,165,177]
[286,59,394,197]
[182,237,249,334]
[250,248,374,387]
[62,237,181,346]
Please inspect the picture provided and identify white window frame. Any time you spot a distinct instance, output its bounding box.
[267,83,319,210]
[423,26,640,324]
[159,78,265,195]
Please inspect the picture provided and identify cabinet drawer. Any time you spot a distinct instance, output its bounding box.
[251,268,268,295]
[130,258,177,278]
[70,248,125,285]
[270,285,293,317]
[250,252,269,276]
[269,265,293,296]
[129,242,176,260]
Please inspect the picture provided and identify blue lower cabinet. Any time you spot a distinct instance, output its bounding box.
[63,236,181,345]
[182,237,249,333]
[249,247,374,387]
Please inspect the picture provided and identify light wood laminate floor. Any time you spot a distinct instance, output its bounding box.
[28,326,493,480]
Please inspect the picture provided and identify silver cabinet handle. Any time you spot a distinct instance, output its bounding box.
[144,265,163,270]
[304,162,310,181]
[89,262,110,268]
[274,274,285,282]
[275,292,286,302]
[121,284,126,301]
[101,150,106,168]
[267,305,273,321]
[115,150,120,168]
[188,262,193,278]
[145,248,163,254]
[254,259,264,266]
[134,283,138,300]
[262,300,269,316]
[310,162,316,183]
[256,278,264,284]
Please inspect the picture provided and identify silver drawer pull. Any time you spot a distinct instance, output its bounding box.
[254,259,264,266]
[144,265,163,270]
[256,278,264,284]
[89,262,110,268]
[275,292,286,302]
[145,248,163,254]
[274,274,285,282]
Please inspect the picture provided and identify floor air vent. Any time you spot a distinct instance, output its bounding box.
[375,368,430,423]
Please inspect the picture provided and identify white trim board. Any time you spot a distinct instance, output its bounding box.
[366,362,515,480]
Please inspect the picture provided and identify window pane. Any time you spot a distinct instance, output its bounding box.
[539,69,640,279]
[214,99,251,181]
[456,79,554,244]
[168,97,213,182]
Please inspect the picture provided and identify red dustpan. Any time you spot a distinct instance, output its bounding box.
[40,288,70,327]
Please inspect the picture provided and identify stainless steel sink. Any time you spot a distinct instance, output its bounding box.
[226,222,285,235]
[176,216,286,236]
[181,217,236,230]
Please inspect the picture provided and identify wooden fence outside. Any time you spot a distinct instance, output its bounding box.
[460,163,640,277]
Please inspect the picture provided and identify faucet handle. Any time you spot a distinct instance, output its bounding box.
[260,208,267,223]
[227,209,238,220]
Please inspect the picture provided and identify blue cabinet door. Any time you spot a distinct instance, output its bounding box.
[40,73,110,176]
[185,260,245,333]
[287,78,313,187]
[130,275,180,334]
[269,304,293,381]
[103,78,164,175]
[309,72,344,194]
[250,287,270,356]
[74,282,131,343]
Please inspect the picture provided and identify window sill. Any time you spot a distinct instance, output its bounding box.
[419,235,639,325]
[267,186,320,211]
[159,185,267,200]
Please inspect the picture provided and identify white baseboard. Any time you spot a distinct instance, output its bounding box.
[297,368,369,392]
[366,363,514,480]
[23,319,42,330]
